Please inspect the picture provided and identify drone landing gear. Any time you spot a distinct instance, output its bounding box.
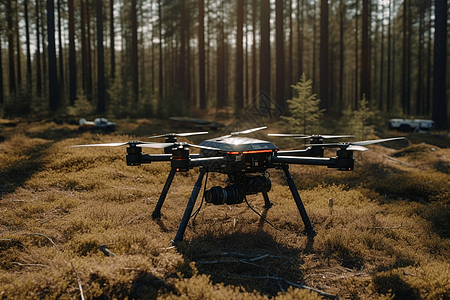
[281,164,316,237]
[262,191,273,209]
[152,169,177,219]
[173,168,206,245]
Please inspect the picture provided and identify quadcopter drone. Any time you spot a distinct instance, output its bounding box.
[72,127,404,244]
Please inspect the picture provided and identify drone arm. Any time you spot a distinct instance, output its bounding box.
[273,154,354,171]
[272,155,334,166]
[190,157,225,168]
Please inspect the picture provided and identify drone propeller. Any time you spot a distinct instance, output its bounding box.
[70,141,170,148]
[71,140,220,151]
[148,131,208,139]
[219,126,267,139]
[308,137,405,151]
[268,133,355,139]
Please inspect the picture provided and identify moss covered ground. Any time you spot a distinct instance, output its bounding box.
[0,118,449,299]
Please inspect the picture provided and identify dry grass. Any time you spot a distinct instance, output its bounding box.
[0,119,449,299]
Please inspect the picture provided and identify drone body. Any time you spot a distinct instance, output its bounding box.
[72,128,404,245]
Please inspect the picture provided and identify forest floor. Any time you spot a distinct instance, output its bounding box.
[0,116,450,299]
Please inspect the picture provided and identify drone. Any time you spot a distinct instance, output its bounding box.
[72,127,404,244]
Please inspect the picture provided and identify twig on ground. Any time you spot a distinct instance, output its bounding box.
[21,233,58,248]
[383,155,414,167]
[100,245,116,257]
[371,225,402,230]
[71,263,85,300]
[12,262,48,268]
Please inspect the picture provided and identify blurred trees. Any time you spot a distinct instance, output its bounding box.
[0,0,447,128]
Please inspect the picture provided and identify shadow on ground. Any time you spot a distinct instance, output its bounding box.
[177,230,306,297]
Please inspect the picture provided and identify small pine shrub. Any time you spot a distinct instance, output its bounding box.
[340,94,377,140]
[67,93,95,116]
[282,74,325,134]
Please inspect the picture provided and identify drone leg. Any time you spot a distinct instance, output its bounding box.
[262,192,273,209]
[173,168,206,245]
[281,164,315,237]
[152,169,177,219]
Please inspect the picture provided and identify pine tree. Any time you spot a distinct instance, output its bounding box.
[282,74,324,134]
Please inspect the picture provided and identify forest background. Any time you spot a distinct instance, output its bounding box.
[0,0,448,129]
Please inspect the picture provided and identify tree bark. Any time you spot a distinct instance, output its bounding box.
[110,0,115,80]
[7,0,17,97]
[236,0,244,110]
[25,0,33,96]
[68,0,76,105]
[432,0,447,129]
[360,0,369,101]
[159,0,163,98]
[57,0,64,94]
[199,0,206,109]
[260,0,270,96]
[276,0,284,109]
[131,0,138,103]
[252,0,257,99]
[47,0,60,111]
[319,0,329,109]
[97,0,105,113]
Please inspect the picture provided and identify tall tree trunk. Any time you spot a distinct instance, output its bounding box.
[217,1,225,108]
[244,5,248,105]
[288,0,292,100]
[131,0,138,103]
[319,0,329,109]
[312,0,317,92]
[386,0,392,111]
[252,0,257,99]
[15,4,22,91]
[379,7,384,111]
[179,0,186,93]
[402,0,407,114]
[57,0,64,94]
[354,0,359,108]
[260,0,270,96]
[0,37,4,105]
[25,0,32,96]
[339,0,345,113]
[86,1,93,101]
[276,0,284,109]
[7,0,16,97]
[158,0,163,99]
[406,1,412,115]
[416,4,424,115]
[47,0,60,111]
[97,0,105,113]
[68,0,76,105]
[425,0,432,115]
[110,0,115,80]
[297,0,304,79]
[236,0,244,109]
[199,0,206,109]
[81,0,87,93]
[186,1,191,105]
[360,0,369,101]
[432,0,447,128]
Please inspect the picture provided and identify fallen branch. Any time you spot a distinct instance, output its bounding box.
[371,225,402,230]
[100,245,116,257]
[21,233,58,248]
[71,263,85,300]
[12,262,48,268]
[383,155,414,167]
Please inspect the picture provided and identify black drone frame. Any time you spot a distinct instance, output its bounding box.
[125,143,356,245]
